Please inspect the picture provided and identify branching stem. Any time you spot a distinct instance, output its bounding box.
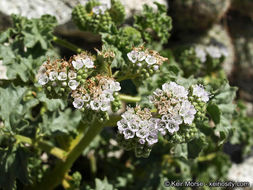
[53,36,83,53]
[14,134,67,161]
[119,94,141,103]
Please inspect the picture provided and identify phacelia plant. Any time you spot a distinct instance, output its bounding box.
[0,1,252,190]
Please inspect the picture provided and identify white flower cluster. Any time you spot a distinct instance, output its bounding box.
[72,56,94,70]
[192,84,210,103]
[37,61,80,91]
[117,82,210,149]
[127,49,159,70]
[149,82,197,134]
[195,45,229,63]
[72,76,121,112]
[117,107,160,146]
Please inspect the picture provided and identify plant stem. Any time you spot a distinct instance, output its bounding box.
[197,153,217,162]
[53,36,83,53]
[119,94,141,103]
[15,134,67,161]
[27,122,104,190]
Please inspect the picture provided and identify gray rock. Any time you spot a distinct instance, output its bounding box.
[168,0,231,33]
[0,0,167,41]
[228,156,253,189]
[228,13,253,98]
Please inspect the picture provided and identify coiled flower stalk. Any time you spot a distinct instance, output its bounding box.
[119,46,168,82]
[117,82,210,157]
[195,44,228,71]
[117,106,162,158]
[37,53,95,99]
[71,75,121,123]
[37,59,75,99]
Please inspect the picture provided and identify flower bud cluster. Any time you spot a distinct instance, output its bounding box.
[37,53,95,99]
[189,84,210,121]
[71,75,121,122]
[195,45,228,63]
[72,0,125,34]
[126,46,168,80]
[117,106,161,158]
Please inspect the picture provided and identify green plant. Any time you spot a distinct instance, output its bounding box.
[0,1,252,190]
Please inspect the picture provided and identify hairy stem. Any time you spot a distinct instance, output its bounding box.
[119,94,141,103]
[26,115,121,190]
[53,36,83,53]
[14,134,67,161]
[27,122,103,190]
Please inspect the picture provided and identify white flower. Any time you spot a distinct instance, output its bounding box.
[117,119,129,132]
[180,100,196,124]
[100,101,111,111]
[57,72,67,81]
[192,84,209,102]
[72,59,84,70]
[38,65,47,74]
[195,46,206,63]
[206,46,222,58]
[68,70,77,79]
[123,129,135,139]
[82,94,90,102]
[127,50,138,63]
[136,127,149,139]
[109,81,121,92]
[162,82,188,99]
[68,80,79,90]
[137,51,146,61]
[82,58,94,68]
[90,100,101,111]
[129,120,141,132]
[49,71,58,81]
[165,120,179,134]
[38,74,49,85]
[153,65,159,71]
[146,132,158,145]
[145,55,157,65]
[101,90,114,101]
[73,98,84,109]
[220,47,229,57]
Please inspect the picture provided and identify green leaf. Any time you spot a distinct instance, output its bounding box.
[134,2,172,44]
[188,136,206,159]
[37,92,66,111]
[207,103,221,124]
[0,145,30,190]
[40,109,82,136]
[173,143,188,159]
[0,14,58,83]
[0,85,39,131]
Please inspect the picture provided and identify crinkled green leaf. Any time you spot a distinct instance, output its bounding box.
[173,143,188,159]
[85,178,114,190]
[0,145,29,190]
[37,92,66,111]
[0,85,39,131]
[134,2,172,44]
[207,103,221,124]
[0,14,58,82]
[40,109,82,136]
